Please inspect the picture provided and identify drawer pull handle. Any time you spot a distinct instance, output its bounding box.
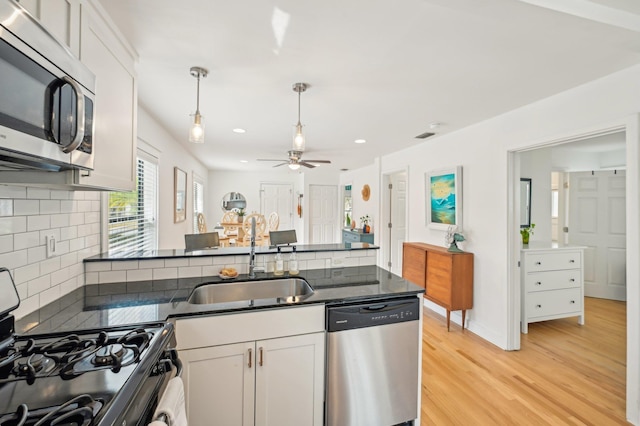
[569,259,575,263]
[535,282,542,286]
[248,348,252,368]
[535,261,542,265]
[535,304,542,308]
[570,278,575,282]
[259,347,264,366]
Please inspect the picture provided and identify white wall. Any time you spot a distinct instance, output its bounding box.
[521,148,552,242]
[137,106,210,250]
[340,160,381,238]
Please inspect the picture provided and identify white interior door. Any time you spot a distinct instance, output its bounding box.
[568,171,626,300]
[309,185,338,244]
[260,183,293,231]
[385,171,407,275]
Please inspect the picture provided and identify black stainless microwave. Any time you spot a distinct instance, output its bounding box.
[0,0,95,172]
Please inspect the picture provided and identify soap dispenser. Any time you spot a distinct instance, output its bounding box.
[274,247,284,276]
[288,246,299,275]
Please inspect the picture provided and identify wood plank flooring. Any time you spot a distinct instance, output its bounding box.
[421,297,628,425]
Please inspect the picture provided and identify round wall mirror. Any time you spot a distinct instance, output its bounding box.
[221,192,247,212]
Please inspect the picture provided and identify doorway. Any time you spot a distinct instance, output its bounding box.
[507,119,640,422]
[260,182,293,231]
[308,184,338,244]
[381,170,408,275]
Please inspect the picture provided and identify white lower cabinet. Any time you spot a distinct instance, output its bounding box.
[174,305,325,426]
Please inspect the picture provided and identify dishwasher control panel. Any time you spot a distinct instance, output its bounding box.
[327,297,420,332]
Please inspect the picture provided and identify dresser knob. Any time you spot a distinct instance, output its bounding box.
[535,261,541,265]
[570,278,575,282]
[535,304,542,308]
[569,259,575,263]
[570,300,575,304]
[535,282,542,286]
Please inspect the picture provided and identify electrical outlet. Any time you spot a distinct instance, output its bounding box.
[45,233,57,258]
[331,258,345,267]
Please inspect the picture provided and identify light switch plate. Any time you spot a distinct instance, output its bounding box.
[45,233,57,258]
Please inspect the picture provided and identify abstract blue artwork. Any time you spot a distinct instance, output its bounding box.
[426,166,462,230]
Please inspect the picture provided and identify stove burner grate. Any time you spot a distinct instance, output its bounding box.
[0,394,103,426]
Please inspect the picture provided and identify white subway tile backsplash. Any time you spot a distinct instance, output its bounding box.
[27,246,46,264]
[99,270,126,284]
[126,269,152,282]
[77,200,93,212]
[40,200,61,214]
[0,249,28,270]
[14,263,40,284]
[69,212,84,226]
[50,190,70,200]
[86,262,111,272]
[0,235,13,253]
[138,259,165,269]
[165,258,189,268]
[14,200,39,216]
[50,213,71,228]
[153,268,177,280]
[56,240,70,256]
[51,267,70,286]
[14,231,40,250]
[0,185,26,199]
[69,237,85,252]
[178,266,202,278]
[85,272,99,284]
[60,226,78,241]
[112,260,139,270]
[0,216,27,235]
[189,257,214,266]
[27,215,50,231]
[60,200,75,213]
[27,187,50,199]
[85,212,99,223]
[0,199,12,216]
[40,285,61,306]
[27,275,50,297]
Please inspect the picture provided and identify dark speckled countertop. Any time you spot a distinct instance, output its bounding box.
[15,265,424,335]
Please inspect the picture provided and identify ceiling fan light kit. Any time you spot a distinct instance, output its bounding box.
[256,82,332,170]
[189,66,208,144]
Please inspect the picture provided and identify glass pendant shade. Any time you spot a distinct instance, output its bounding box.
[293,123,305,151]
[288,163,300,170]
[189,112,204,143]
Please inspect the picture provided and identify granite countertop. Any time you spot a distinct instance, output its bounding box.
[84,243,378,262]
[15,265,423,335]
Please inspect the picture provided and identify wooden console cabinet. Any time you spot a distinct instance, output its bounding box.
[402,242,474,331]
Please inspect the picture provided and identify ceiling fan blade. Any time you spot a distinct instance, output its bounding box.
[302,159,331,164]
[272,162,288,168]
[257,159,286,162]
[299,161,316,168]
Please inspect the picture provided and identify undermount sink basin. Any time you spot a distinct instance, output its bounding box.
[187,278,314,305]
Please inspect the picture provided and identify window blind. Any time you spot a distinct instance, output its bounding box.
[107,155,158,254]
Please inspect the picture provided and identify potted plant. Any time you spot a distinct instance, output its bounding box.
[520,223,535,244]
[360,215,371,233]
[236,208,246,223]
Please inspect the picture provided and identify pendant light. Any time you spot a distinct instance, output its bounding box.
[189,66,208,144]
[292,82,308,151]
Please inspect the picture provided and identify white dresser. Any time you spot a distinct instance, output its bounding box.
[521,244,585,333]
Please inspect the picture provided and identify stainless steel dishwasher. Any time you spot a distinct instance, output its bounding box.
[326,297,420,426]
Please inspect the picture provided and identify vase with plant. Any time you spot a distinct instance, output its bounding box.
[236,208,246,223]
[520,223,535,244]
[360,215,371,233]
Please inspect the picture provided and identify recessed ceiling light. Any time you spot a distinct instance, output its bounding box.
[240,160,248,163]
[233,128,246,134]
[354,139,366,144]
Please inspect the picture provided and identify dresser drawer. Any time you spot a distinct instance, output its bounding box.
[524,269,581,293]
[342,230,359,243]
[524,251,581,272]
[526,288,582,319]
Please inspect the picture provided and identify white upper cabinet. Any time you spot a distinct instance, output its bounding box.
[18,0,81,56]
[77,1,137,191]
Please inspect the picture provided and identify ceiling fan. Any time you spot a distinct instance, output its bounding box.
[258,150,331,170]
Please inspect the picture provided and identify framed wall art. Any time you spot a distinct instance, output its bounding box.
[425,166,462,230]
[174,167,187,223]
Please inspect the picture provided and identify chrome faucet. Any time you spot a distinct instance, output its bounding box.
[249,217,258,278]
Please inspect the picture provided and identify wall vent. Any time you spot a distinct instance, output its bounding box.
[415,131,435,139]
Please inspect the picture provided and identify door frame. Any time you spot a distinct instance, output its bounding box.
[381,167,409,274]
[506,114,640,423]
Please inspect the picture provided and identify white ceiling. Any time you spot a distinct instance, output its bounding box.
[98,0,640,173]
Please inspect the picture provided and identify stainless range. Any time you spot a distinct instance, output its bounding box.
[0,268,180,425]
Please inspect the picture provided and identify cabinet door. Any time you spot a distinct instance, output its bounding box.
[18,0,80,56]
[426,252,453,305]
[78,2,137,191]
[402,244,426,288]
[255,332,325,426]
[180,342,255,426]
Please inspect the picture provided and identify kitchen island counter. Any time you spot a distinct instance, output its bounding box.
[15,265,423,335]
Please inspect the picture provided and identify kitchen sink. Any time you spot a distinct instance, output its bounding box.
[187,278,314,305]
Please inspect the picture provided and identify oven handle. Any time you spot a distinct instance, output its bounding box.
[165,348,183,376]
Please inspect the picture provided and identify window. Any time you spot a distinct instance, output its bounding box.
[193,173,205,233]
[107,152,158,253]
[551,189,559,218]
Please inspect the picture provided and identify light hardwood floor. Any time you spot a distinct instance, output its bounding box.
[421,297,628,425]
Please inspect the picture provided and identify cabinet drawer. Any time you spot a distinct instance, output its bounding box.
[525,269,581,292]
[342,231,359,243]
[526,288,582,319]
[524,251,581,272]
